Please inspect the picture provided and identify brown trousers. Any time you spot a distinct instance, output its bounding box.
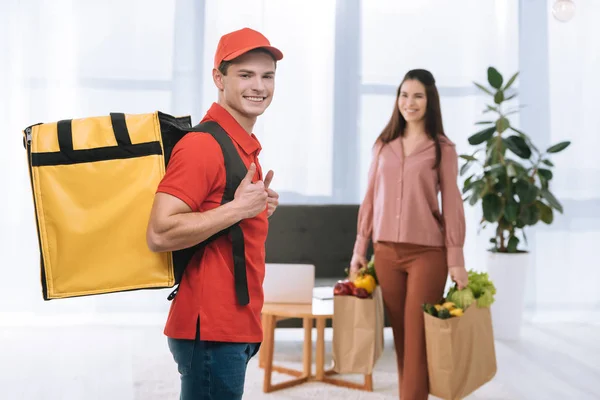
[374,241,448,400]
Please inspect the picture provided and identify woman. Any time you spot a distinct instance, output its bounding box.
[350,69,468,400]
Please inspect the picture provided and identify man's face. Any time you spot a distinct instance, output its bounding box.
[214,51,276,120]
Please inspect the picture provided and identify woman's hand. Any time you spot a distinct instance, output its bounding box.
[349,253,368,278]
[449,266,468,290]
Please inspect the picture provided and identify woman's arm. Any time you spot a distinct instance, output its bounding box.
[353,141,383,257]
[439,143,466,268]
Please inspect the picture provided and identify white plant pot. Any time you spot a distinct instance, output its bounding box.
[486,251,530,340]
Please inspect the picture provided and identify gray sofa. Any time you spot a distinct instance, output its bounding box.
[265,205,384,328]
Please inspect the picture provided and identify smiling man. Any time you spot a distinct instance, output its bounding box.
[145,27,283,399]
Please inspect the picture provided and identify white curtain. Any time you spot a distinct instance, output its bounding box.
[202,0,336,198]
[0,0,596,323]
[533,0,600,323]
[0,0,183,320]
[0,0,336,320]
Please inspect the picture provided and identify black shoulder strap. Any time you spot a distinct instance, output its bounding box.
[168,120,250,306]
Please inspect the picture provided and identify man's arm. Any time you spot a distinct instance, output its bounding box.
[147,162,267,253]
[146,193,245,253]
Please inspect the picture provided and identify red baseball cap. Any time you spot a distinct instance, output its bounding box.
[214,27,284,69]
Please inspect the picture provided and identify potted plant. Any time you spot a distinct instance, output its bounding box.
[460,66,570,340]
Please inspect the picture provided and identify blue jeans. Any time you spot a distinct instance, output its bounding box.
[168,328,260,400]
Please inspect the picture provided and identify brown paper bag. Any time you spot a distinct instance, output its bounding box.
[332,286,385,374]
[424,304,497,400]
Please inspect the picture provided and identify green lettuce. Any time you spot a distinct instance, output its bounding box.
[447,270,496,308]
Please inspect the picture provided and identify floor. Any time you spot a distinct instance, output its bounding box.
[0,319,599,400]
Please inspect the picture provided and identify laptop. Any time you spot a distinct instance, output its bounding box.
[263,263,315,304]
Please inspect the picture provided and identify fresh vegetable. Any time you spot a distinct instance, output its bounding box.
[446,270,496,309]
[477,289,494,307]
[450,308,464,317]
[468,271,497,302]
[422,303,438,317]
[354,274,377,294]
[447,287,475,309]
[442,301,457,311]
[336,255,379,299]
[437,308,451,319]
[333,279,355,296]
[365,255,379,285]
[423,301,464,319]
[422,269,496,319]
[352,286,370,299]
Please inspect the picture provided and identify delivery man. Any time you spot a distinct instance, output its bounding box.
[146,27,283,399]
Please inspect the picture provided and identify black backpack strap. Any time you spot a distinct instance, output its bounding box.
[167,120,250,306]
[198,121,249,306]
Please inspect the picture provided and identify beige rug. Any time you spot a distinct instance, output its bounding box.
[240,339,513,400]
[243,340,401,399]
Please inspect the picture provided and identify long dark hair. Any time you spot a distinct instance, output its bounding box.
[376,69,446,169]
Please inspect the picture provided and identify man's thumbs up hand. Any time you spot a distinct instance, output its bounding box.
[233,163,268,219]
[263,169,279,218]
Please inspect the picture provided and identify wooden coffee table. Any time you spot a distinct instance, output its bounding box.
[259,300,373,393]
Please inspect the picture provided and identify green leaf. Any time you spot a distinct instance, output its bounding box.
[487,67,504,89]
[546,141,571,153]
[538,168,553,181]
[475,121,495,125]
[540,189,563,213]
[507,236,520,253]
[494,176,508,193]
[460,162,472,176]
[468,127,496,145]
[504,198,519,222]
[483,105,500,114]
[482,194,503,222]
[507,163,517,177]
[496,117,510,133]
[462,175,475,194]
[469,193,480,206]
[504,93,518,102]
[509,126,527,136]
[538,173,549,190]
[504,135,532,159]
[515,179,538,204]
[536,201,554,224]
[542,159,554,167]
[485,163,505,176]
[503,72,519,91]
[467,180,485,204]
[520,203,541,226]
[474,82,494,96]
[459,154,477,161]
[494,90,505,104]
[507,160,527,176]
[486,138,505,165]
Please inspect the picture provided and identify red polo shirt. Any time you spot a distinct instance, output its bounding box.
[156,103,268,343]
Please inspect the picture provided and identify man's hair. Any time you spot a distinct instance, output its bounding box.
[218,48,277,75]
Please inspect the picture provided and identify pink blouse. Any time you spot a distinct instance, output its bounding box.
[353,135,466,267]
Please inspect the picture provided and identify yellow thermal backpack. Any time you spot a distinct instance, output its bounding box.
[22,112,250,304]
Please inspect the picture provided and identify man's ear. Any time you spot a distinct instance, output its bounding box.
[213,68,225,90]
